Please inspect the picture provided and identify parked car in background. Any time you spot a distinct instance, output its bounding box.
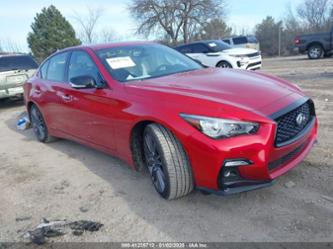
[0,54,38,100]
[222,35,260,51]
[24,42,317,200]
[294,27,333,59]
[175,40,262,70]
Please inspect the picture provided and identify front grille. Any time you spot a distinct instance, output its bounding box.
[268,141,307,171]
[247,52,260,57]
[275,100,314,146]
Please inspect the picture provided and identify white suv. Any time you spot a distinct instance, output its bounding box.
[222,35,260,51]
[175,40,262,70]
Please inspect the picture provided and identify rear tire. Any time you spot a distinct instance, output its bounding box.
[307,44,323,59]
[30,105,56,143]
[217,61,232,68]
[143,124,194,200]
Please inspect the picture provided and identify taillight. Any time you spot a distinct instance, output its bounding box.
[294,37,300,44]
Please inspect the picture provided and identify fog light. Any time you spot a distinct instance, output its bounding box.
[224,169,239,178]
[224,160,252,167]
[224,170,231,178]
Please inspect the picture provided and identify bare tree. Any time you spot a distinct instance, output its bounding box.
[297,0,333,32]
[73,6,104,44]
[129,0,183,44]
[99,28,118,43]
[129,0,227,45]
[0,39,23,53]
[178,0,227,43]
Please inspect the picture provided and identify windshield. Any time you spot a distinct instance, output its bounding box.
[0,55,38,72]
[96,44,203,82]
[206,41,232,52]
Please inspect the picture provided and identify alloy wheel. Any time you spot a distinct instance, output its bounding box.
[30,107,46,141]
[309,47,322,59]
[143,133,166,193]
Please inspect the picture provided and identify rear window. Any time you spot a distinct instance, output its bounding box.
[46,52,69,82]
[0,55,38,72]
[232,37,248,45]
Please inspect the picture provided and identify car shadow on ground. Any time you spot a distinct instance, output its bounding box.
[5,113,319,241]
[0,98,24,110]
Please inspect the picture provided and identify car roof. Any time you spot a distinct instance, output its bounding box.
[59,41,157,53]
[0,53,29,58]
[175,40,221,48]
[223,35,256,39]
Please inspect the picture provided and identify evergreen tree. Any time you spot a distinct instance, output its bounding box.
[255,16,283,56]
[27,5,81,62]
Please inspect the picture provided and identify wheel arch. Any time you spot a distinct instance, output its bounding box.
[26,100,39,119]
[306,41,324,51]
[129,119,193,175]
[216,60,233,68]
[130,120,154,172]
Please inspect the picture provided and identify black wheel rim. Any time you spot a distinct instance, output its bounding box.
[218,62,231,68]
[143,133,166,193]
[31,107,46,140]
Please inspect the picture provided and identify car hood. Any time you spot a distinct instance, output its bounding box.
[222,48,258,56]
[125,68,303,114]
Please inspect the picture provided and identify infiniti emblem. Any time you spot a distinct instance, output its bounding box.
[296,113,307,127]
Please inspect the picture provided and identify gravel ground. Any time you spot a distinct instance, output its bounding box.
[0,55,332,243]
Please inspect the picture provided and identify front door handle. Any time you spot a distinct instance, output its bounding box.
[61,95,73,102]
[34,87,41,94]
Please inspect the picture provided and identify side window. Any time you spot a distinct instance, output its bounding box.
[68,51,99,82]
[232,37,248,45]
[40,60,49,79]
[46,52,69,82]
[191,44,210,53]
[223,39,230,44]
[178,46,192,53]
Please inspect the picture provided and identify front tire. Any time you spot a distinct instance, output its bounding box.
[307,45,323,59]
[143,124,194,200]
[30,105,55,143]
[217,61,232,68]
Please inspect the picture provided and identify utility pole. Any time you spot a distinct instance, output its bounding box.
[278,25,282,57]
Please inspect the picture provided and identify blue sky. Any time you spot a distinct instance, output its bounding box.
[0,0,303,52]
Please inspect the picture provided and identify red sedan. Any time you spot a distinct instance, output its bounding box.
[24,42,318,200]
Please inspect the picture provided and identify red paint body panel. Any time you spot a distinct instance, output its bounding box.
[24,43,318,192]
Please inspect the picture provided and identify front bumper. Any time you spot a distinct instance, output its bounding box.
[183,102,318,195]
[238,56,262,70]
[0,86,24,99]
[198,180,274,196]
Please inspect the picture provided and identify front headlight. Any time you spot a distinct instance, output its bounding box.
[180,114,259,139]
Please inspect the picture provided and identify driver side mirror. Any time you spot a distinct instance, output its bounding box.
[70,75,96,89]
